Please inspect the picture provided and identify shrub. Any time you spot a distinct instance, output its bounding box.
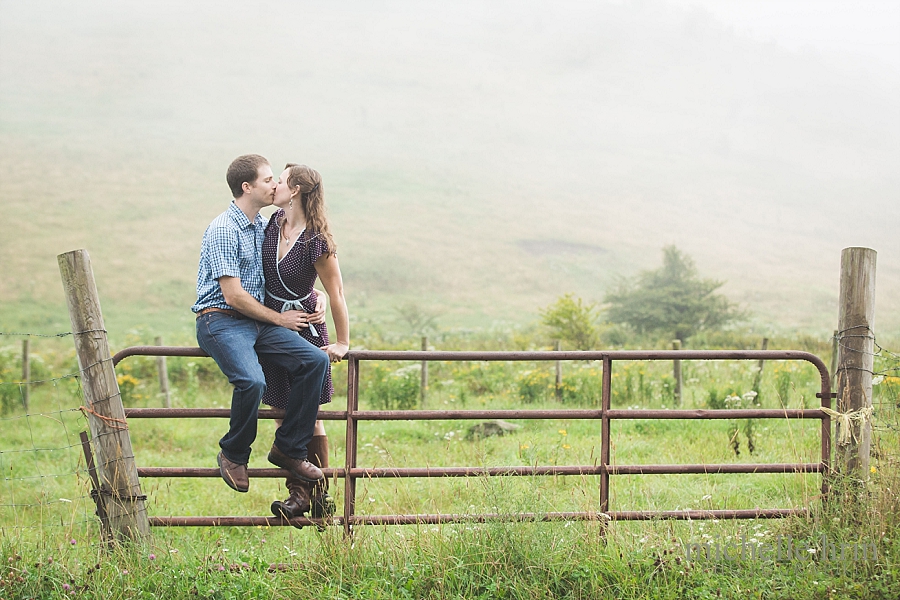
[364,364,420,410]
[517,369,553,404]
[453,362,517,396]
[559,363,603,406]
[540,293,598,350]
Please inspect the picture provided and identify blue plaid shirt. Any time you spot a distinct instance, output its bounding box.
[192,202,267,313]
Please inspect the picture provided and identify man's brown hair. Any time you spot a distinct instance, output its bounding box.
[226,154,269,199]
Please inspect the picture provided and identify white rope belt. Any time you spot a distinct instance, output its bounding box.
[266,290,319,337]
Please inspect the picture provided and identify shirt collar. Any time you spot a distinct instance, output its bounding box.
[227,201,264,229]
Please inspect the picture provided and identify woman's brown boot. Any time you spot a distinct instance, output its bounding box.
[271,474,311,523]
[307,435,336,518]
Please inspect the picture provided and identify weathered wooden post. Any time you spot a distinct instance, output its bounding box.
[21,338,30,412]
[58,249,149,542]
[835,247,876,476]
[555,340,563,402]
[672,339,682,406]
[751,337,769,393]
[155,336,171,408]
[420,336,428,407]
[830,330,839,391]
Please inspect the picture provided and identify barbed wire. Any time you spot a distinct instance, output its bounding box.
[0,356,116,388]
[0,331,73,338]
[834,326,899,380]
[0,329,107,338]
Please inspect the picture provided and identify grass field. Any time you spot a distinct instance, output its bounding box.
[2,331,898,597]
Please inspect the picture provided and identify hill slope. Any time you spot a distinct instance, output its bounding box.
[1,1,897,339]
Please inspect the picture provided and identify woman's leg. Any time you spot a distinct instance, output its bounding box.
[270,416,310,522]
[307,420,335,517]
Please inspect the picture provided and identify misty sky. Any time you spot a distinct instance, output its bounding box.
[668,0,900,70]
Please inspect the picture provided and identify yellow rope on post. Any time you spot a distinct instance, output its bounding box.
[820,406,874,446]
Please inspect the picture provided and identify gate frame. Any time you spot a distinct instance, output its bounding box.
[111,346,832,534]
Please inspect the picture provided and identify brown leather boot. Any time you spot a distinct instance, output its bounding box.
[308,435,336,518]
[270,474,311,524]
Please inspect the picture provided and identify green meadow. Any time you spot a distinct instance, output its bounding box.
[2,328,899,597]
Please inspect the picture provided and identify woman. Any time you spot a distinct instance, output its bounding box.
[260,163,349,522]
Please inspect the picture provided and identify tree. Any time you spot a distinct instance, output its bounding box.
[395,301,439,335]
[540,293,599,350]
[604,246,739,341]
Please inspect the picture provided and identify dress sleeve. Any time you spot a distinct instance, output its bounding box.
[308,232,332,262]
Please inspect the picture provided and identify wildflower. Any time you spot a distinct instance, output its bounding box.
[122,569,129,575]
[558,429,567,436]
[562,444,570,449]
[149,554,156,561]
[218,565,226,572]
[47,557,53,564]
[70,539,77,546]
[520,443,530,449]
[871,466,877,474]
[63,584,71,591]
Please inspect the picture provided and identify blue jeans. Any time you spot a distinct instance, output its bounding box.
[196,312,329,464]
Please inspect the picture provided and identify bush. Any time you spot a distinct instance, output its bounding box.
[559,363,603,406]
[517,369,553,404]
[363,364,420,410]
[453,362,517,396]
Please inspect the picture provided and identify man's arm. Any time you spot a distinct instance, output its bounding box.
[219,276,311,332]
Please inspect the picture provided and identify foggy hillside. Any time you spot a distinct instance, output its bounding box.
[1,0,897,335]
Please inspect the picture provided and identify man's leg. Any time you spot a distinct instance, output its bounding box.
[255,325,329,459]
[196,313,265,464]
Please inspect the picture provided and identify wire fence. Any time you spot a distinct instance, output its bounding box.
[833,327,900,437]
[0,332,95,541]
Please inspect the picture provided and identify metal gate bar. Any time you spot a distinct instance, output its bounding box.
[113,347,831,534]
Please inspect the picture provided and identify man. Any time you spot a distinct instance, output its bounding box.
[192,154,330,494]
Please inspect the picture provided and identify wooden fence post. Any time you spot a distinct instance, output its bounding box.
[835,247,876,476]
[751,337,769,393]
[420,336,428,407]
[830,330,839,391]
[155,336,171,408]
[21,338,30,412]
[555,340,563,402]
[672,339,682,406]
[58,249,149,542]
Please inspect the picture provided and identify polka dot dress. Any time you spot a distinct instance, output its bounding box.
[260,209,334,409]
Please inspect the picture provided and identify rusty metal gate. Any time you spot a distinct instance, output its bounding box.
[110,347,832,535]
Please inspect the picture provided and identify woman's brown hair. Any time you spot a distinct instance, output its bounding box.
[284,163,336,256]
